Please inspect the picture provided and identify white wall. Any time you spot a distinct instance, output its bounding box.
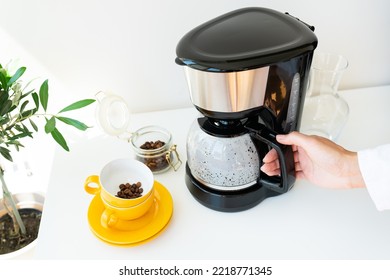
[1,0,389,113]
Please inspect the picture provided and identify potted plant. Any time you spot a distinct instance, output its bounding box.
[0,61,95,256]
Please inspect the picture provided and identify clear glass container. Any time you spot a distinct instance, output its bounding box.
[186,120,259,190]
[301,52,349,141]
[95,92,181,174]
[131,126,181,174]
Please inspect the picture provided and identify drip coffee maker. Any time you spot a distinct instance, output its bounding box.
[176,7,318,212]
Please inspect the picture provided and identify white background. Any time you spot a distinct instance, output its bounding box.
[0,0,389,114]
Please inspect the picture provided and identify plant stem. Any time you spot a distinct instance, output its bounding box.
[7,113,52,130]
[0,167,26,235]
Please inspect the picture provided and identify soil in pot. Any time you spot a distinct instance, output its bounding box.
[0,208,42,255]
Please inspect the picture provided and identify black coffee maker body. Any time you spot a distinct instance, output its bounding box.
[176,7,318,212]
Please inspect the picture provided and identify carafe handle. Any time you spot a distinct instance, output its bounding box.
[245,122,295,194]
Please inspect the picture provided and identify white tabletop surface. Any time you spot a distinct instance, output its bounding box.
[35,85,390,260]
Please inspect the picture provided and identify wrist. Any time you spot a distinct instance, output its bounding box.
[345,151,366,188]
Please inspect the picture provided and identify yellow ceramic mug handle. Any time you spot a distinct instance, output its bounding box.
[101,209,118,228]
[84,175,101,195]
[107,213,118,227]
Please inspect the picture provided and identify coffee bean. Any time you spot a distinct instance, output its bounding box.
[116,181,143,199]
[138,140,170,172]
[140,141,166,150]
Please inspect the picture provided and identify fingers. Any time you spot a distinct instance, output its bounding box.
[262,148,279,163]
[261,159,302,176]
[260,162,280,176]
[261,147,302,177]
[261,147,282,175]
[262,131,310,178]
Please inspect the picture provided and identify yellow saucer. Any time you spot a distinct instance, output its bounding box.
[87,181,173,246]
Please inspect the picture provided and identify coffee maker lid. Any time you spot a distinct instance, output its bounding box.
[175,7,318,72]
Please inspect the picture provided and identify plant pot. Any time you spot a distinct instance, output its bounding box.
[0,192,44,259]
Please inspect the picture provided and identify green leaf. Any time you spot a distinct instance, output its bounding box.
[0,90,9,108]
[59,99,95,113]
[0,100,12,116]
[0,116,10,126]
[14,124,24,132]
[8,104,17,114]
[10,124,33,140]
[20,100,29,113]
[7,67,26,86]
[51,128,69,151]
[56,116,89,131]
[21,124,33,138]
[20,89,34,99]
[29,118,38,132]
[8,131,33,141]
[4,123,14,131]
[21,109,36,118]
[39,79,49,111]
[0,146,13,161]
[6,140,24,152]
[32,92,39,110]
[0,71,8,90]
[44,116,56,134]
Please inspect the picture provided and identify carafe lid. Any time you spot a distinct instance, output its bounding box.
[175,7,318,72]
[95,91,131,137]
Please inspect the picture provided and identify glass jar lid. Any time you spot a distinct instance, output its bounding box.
[95,91,131,136]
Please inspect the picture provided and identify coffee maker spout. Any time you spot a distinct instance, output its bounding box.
[244,121,295,193]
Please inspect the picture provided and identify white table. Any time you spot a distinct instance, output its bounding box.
[35,85,390,259]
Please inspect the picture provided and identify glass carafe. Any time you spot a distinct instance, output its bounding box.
[301,53,349,141]
[186,119,260,191]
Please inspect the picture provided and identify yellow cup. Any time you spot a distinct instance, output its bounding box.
[100,194,155,228]
[84,158,155,226]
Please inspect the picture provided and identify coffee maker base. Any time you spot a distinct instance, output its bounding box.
[185,164,279,212]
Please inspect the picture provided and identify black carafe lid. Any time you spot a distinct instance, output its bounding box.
[176,7,318,72]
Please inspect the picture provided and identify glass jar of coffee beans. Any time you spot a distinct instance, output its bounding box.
[131,125,181,173]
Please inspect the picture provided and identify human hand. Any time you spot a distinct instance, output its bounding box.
[261,131,365,189]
